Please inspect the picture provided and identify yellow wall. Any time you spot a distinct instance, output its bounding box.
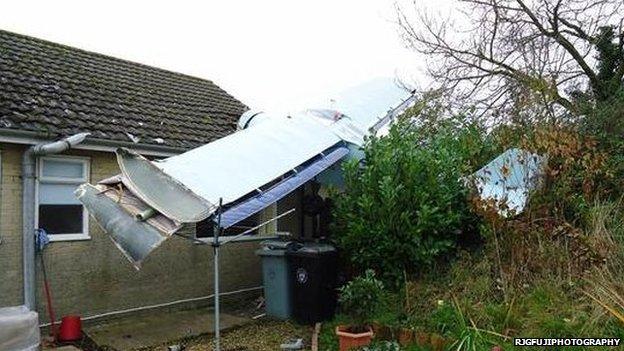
[0,143,262,321]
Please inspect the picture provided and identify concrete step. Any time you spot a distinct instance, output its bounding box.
[47,346,81,351]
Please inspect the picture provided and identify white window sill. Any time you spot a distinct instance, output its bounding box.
[48,234,91,242]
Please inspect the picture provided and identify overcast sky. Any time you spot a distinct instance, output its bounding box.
[1,0,455,121]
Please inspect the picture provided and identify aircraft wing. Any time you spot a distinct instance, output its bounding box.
[75,94,414,268]
[75,111,360,267]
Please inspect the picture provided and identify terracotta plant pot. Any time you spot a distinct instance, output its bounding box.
[398,327,414,346]
[430,333,447,351]
[336,325,374,351]
[415,331,430,347]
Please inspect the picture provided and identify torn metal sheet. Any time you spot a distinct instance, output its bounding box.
[468,148,547,216]
[108,111,358,224]
[75,183,169,268]
[116,148,214,222]
[97,182,182,235]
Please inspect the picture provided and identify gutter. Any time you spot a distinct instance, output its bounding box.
[22,132,90,310]
[0,128,186,157]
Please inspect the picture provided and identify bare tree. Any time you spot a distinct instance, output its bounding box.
[398,0,624,121]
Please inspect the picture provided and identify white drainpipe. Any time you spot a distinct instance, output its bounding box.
[22,133,90,310]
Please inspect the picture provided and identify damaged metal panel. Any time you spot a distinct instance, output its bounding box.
[468,148,547,216]
[116,148,214,223]
[75,183,170,268]
[97,175,182,235]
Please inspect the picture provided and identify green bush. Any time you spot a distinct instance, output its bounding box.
[333,111,493,285]
[338,270,385,330]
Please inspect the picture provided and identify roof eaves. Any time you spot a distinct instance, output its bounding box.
[0,128,187,157]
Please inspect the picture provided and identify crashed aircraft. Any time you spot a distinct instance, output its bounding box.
[76,96,417,268]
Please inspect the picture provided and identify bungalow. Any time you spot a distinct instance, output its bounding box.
[0,30,304,322]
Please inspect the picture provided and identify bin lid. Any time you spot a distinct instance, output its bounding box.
[256,240,295,257]
[291,242,336,255]
[261,239,294,249]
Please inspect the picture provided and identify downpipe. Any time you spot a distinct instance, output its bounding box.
[22,133,90,310]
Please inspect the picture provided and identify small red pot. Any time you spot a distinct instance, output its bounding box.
[336,325,374,351]
[415,331,430,347]
[59,315,82,341]
[398,328,414,346]
[430,333,447,351]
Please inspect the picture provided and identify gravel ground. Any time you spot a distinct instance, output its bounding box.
[146,319,313,351]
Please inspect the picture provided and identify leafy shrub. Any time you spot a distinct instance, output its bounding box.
[338,270,385,331]
[333,110,493,285]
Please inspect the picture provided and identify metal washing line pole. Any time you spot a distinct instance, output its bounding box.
[212,199,223,351]
[176,199,295,351]
[212,206,295,351]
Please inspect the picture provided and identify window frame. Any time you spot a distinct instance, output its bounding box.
[35,155,91,242]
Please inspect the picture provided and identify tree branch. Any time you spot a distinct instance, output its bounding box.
[515,0,600,94]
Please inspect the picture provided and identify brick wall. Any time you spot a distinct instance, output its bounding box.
[0,144,24,306]
[0,143,263,321]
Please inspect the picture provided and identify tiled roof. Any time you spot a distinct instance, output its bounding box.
[0,30,247,150]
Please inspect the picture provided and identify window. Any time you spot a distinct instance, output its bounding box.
[36,156,90,241]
